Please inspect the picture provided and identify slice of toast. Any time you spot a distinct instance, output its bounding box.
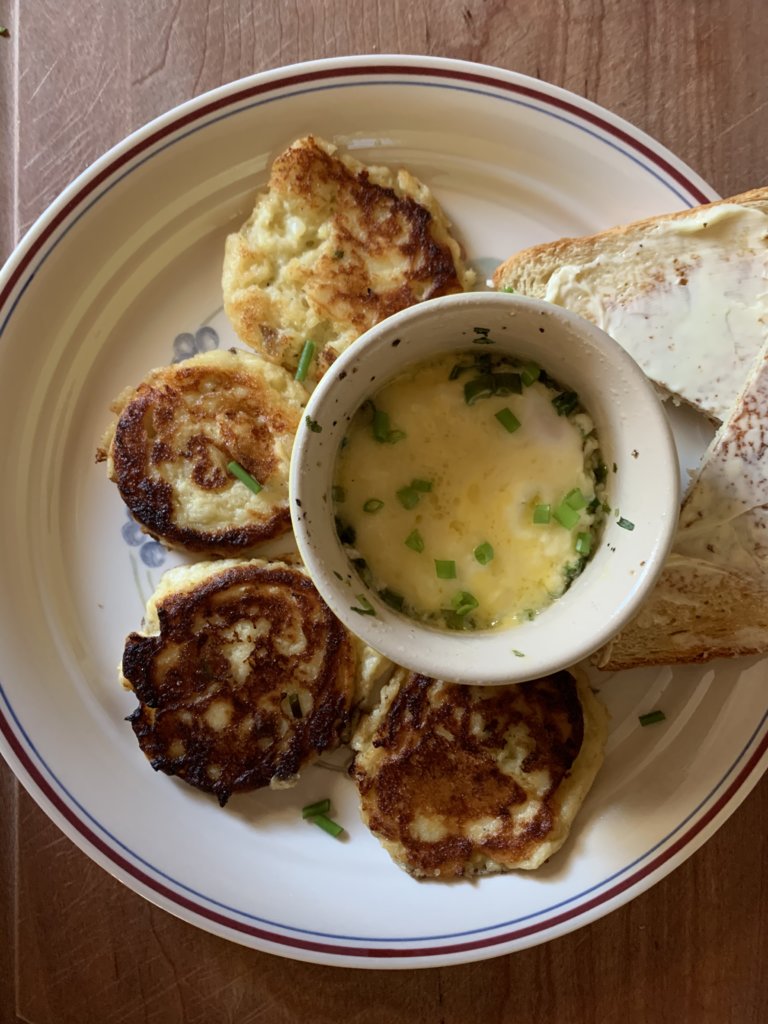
[493,188,768,424]
[596,344,768,670]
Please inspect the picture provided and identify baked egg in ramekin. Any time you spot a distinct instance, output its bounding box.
[289,292,679,684]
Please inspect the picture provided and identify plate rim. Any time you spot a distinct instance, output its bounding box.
[2,53,763,970]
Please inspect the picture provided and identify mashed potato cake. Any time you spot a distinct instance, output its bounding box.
[97,349,306,555]
[222,135,475,383]
[121,559,375,806]
[351,668,607,878]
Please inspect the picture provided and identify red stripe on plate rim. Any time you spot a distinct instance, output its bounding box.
[0,61,711,316]
[2,704,767,959]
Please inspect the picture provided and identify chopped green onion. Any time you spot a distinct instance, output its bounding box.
[441,609,474,630]
[495,407,521,433]
[473,541,494,565]
[553,501,580,530]
[335,518,356,545]
[379,588,405,611]
[639,709,666,727]
[295,340,315,382]
[386,429,407,444]
[288,693,302,718]
[521,362,540,386]
[563,559,586,586]
[435,559,457,579]
[449,362,474,380]
[533,504,551,524]
[464,374,496,405]
[372,408,391,442]
[617,517,636,531]
[308,813,345,838]
[396,486,419,509]
[451,590,478,616]
[331,485,346,502]
[305,415,322,433]
[351,594,376,616]
[301,798,331,819]
[552,391,579,416]
[575,531,593,556]
[411,478,432,492]
[363,498,384,513]
[405,529,425,552]
[502,286,515,293]
[472,326,495,344]
[227,460,262,495]
[352,557,372,586]
[512,649,525,658]
[565,487,587,510]
[493,372,522,395]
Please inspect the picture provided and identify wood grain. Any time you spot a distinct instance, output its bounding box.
[3,0,768,1021]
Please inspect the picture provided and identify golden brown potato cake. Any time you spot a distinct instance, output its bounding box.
[121,559,360,806]
[97,349,306,556]
[222,135,475,384]
[351,668,607,877]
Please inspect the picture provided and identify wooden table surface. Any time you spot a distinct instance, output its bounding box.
[1,1,767,1021]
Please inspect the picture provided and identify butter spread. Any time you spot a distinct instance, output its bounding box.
[674,345,768,576]
[542,204,768,423]
[333,351,604,630]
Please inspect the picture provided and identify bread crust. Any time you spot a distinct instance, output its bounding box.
[492,187,768,290]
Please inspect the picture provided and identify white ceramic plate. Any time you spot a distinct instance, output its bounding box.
[1,55,766,970]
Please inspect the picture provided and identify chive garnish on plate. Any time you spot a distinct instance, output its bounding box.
[227,460,262,495]
[435,559,457,579]
[302,798,331,819]
[639,709,666,726]
[295,340,315,382]
[521,362,540,386]
[309,814,345,838]
[288,692,303,718]
[533,504,551,524]
[363,498,384,513]
[617,517,636,531]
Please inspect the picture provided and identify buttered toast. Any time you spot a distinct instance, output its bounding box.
[596,342,768,670]
[493,188,768,424]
